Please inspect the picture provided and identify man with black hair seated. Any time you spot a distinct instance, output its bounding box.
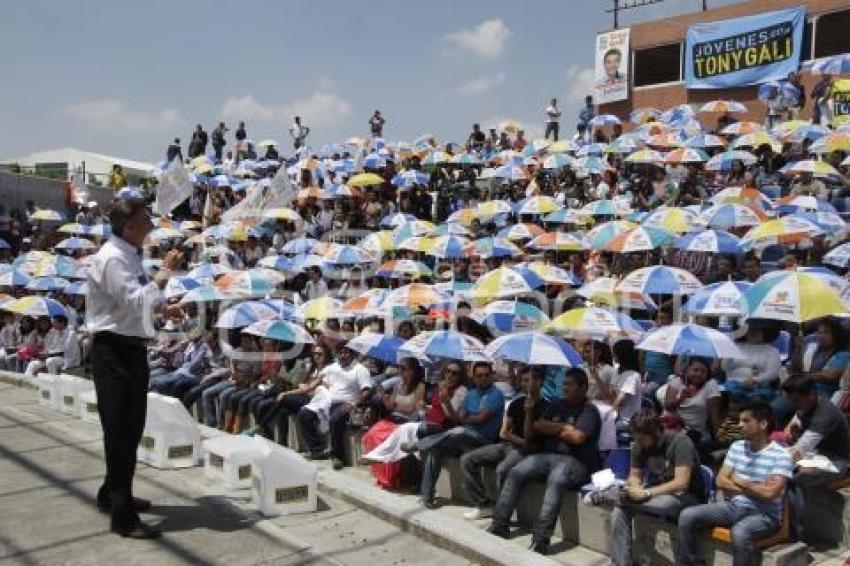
[487,367,600,555]
[678,402,794,566]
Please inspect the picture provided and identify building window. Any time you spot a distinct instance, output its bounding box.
[802,20,812,61]
[633,43,681,87]
[814,9,850,59]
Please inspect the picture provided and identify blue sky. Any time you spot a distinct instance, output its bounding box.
[1,0,744,163]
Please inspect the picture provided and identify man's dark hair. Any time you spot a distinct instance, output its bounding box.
[109,198,148,237]
[739,401,775,431]
[564,367,588,389]
[52,314,68,325]
[782,373,816,396]
[630,409,663,436]
[472,361,492,374]
[604,48,622,61]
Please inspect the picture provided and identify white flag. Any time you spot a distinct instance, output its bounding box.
[154,158,193,216]
[353,146,365,173]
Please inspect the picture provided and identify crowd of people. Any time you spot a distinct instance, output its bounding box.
[2,59,850,560]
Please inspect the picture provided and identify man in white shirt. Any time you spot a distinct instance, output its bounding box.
[24,315,80,376]
[302,267,329,301]
[86,198,181,539]
[289,116,310,150]
[298,345,372,469]
[544,98,561,141]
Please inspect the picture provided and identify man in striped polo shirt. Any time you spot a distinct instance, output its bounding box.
[677,402,794,566]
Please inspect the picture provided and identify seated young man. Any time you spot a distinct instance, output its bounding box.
[24,315,80,376]
[677,402,794,566]
[460,366,548,520]
[610,409,705,566]
[487,367,601,555]
[781,374,850,541]
[418,361,505,509]
[148,329,212,396]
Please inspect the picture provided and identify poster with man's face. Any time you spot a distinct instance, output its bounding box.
[595,29,630,104]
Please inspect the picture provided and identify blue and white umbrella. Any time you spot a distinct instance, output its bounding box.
[637,323,743,359]
[685,281,751,316]
[260,299,303,322]
[64,281,89,295]
[0,270,32,287]
[178,286,226,304]
[281,237,318,255]
[427,235,470,259]
[216,301,280,328]
[804,54,850,76]
[391,170,430,188]
[164,276,203,299]
[347,332,405,364]
[54,237,96,251]
[323,244,374,265]
[588,114,621,128]
[187,262,234,280]
[242,319,315,345]
[616,266,703,296]
[757,80,800,107]
[673,230,741,254]
[380,213,418,229]
[289,254,326,272]
[470,300,550,335]
[26,276,70,291]
[399,330,488,362]
[494,164,529,181]
[258,254,295,272]
[485,332,582,367]
[363,153,387,169]
[824,242,850,268]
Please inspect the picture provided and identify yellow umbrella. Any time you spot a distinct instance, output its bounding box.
[348,172,385,187]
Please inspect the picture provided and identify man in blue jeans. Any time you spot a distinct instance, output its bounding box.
[418,361,504,509]
[677,402,794,566]
[487,367,601,555]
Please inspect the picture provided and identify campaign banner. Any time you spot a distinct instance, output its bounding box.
[594,28,630,104]
[154,158,192,216]
[220,166,295,223]
[684,6,805,90]
[833,79,850,127]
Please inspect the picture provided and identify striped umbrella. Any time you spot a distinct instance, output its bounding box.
[542,208,593,226]
[359,231,396,256]
[545,307,643,340]
[391,169,430,188]
[494,164,529,181]
[376,259,433,279]
[30,209,64,222]
[625,149,665,164]
[400,330,488,362]
[514,196,560,216]
[346,332,405,364]
[790,211,847,238]
[0,270,32,287]
[684,134,727,149]
[824,242,850,268]
[216,301,280,328]
[584,220,638,249]
[465,237,523,259]
[3,296,67,317]
[674,230,741,254]
[485,332,582,367]
[784,159,841,179]
[340,289,391,317]
[695,203,765,229]
[434,223,472,237]
[380,213,417,228]
[281,237,318,255]
[187,262,234,280]
[178,286,226,304]
[63,281,88,296]
[58,223,90,235]
[387,283,448,309]
[300,296,343,321]
[215,268,284,296]
[447,208,476,227]
[580,199,629,217]
[642,207,698,233]
[163,276,203,299]
[685,281,751,316]
[497,223,545,242]
[515,262,581,286]
[803,53,850,75]
[637,324,743,359]
[476,201,513,218]
[603,226,675,253]
[710,186,773,212]
[55,237,96,251]
[732,132,782,152]
[705,150,758,171]
[471,266,545,302]
[257,255,295,273]
[576,277,656,311]
[470,300,549,334]
[617,266,703,295]
[427,235,471,259]
[392,220,437,242]
[577,143,610,157]
[323,244,374,265]
[242,319,315,344]
[664,147,709,164]
[542,154,575,169]
[808,133,850,154]
[629,107,662,124]
[262,207,302,222]
[588,114,621,127]
[739,216,824,250]
[699,100,747,113]
[527,232,586,252]
[744,271,848,323]
[719,122,764,136]
[26,276,70,291]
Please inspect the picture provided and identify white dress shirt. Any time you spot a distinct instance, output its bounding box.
[546,105,561,123]
[86,236,164,339]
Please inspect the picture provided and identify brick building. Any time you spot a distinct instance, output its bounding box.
[599,0,850,128]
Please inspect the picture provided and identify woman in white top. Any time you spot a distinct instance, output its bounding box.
[722,325,781,402]
[664,357,722,443]
[593,339,643,427]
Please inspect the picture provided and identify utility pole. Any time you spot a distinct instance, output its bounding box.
[605,0,666,29]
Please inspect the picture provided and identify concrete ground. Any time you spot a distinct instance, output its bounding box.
[0,382,472,566]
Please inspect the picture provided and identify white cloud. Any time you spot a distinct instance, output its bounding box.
[61,99,183,133]
[442,18,512,58]
[456,72,507,97]
[564,65,596,102]
[221,92,351,127]
[316,75,336,90]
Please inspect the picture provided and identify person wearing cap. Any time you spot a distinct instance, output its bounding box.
[86,198,181,539]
